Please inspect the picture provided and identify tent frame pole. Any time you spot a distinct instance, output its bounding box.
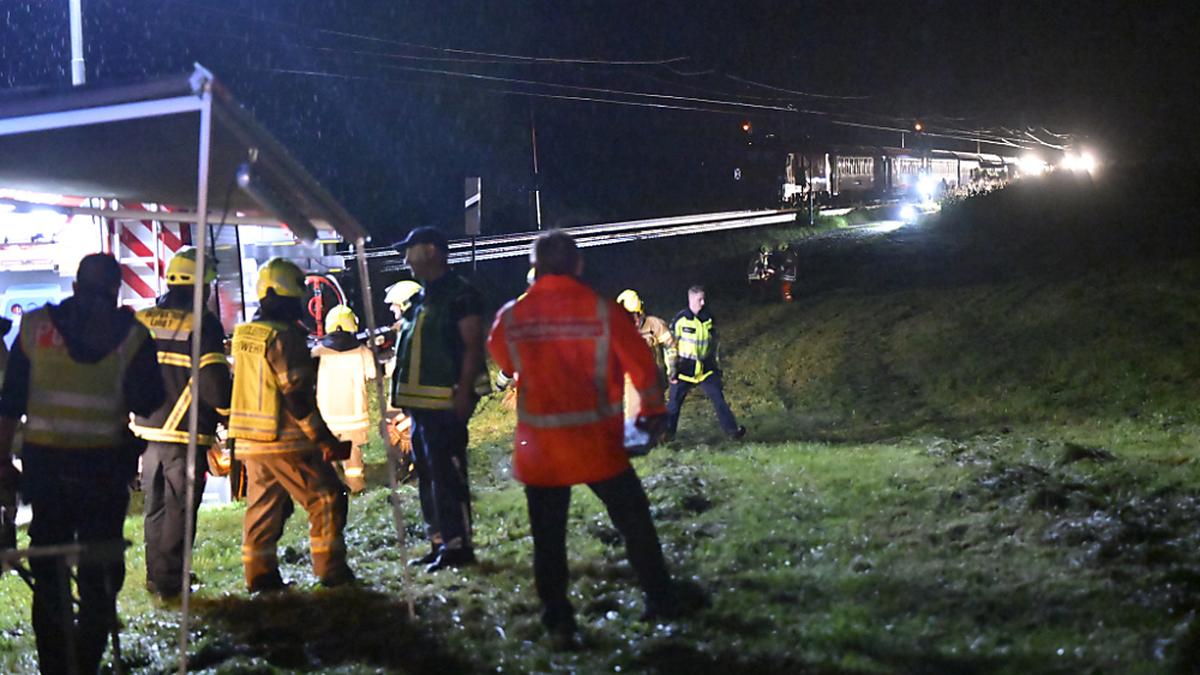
[354,239,414,619]
[177,78,213,675]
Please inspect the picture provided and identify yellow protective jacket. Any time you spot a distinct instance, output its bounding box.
[130,301,231,447]
[20,307,148,448]
[229,319,335,457]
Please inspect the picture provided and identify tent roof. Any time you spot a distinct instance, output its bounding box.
[0,64,365,243]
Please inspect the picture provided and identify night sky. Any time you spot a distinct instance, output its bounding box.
[2,1,1195,241]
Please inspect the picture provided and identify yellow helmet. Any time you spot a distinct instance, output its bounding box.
[324,304,358,334]
[616,289,643,314]
[384,280,422,310]
[166,247,217,286]
[255,257,306,300]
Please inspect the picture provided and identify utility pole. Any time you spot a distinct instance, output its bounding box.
[530,106,543,230]
[69,0,86,85]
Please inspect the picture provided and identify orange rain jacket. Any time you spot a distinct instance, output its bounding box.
[487,274,666,487]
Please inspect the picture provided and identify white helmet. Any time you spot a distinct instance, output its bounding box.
[384,280,422,311]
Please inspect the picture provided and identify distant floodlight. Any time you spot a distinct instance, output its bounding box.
[1018,154,1047,175]
[1060,150,1098,174]
[900,204,918,222]
[914,121,923,132]
[916,174,937,201]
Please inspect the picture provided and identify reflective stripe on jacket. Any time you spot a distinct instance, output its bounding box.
[391,273,482,410]
[130,305,230,446]
[487,274,666,487]
[20,307,146,448]
[672,310,716,383]
[230,319,328,457]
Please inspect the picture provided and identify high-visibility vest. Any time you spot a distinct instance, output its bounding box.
[673,314,715,383]
[229,320,289,442]
[20,307,146,449]
[229,320,313,456]
[392,273,488,410]
[129,306,229,446]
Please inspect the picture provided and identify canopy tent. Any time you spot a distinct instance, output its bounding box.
[0,64,409,671]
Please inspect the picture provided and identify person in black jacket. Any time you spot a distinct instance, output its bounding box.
[0,253,165,675]
[130,248,232,599]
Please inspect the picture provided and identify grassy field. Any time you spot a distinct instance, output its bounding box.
[3,165,1200,673]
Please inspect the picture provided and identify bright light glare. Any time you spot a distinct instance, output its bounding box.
[900,204,918,222]
[0,203,14,213]
[869,220,905,233]
[1018,154,1048,175]
[1061,150,1099,174]
[916,175,937,201]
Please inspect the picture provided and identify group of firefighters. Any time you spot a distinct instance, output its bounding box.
[747,241,799,302]
[0,225,748,671]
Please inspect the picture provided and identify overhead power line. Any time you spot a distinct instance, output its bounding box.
[167,1,688,66]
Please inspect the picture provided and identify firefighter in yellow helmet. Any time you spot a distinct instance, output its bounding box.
[615,289,677,420]
[229,258,354,591]
[384,280,423,325]
[131,247,232,599]
[0,254,166,674]
[312,305,376,493]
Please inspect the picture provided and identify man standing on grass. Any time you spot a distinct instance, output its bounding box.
[665,285,747,441]
[391,227,488,572]
[0,253,165,674]
[488,231,706,648]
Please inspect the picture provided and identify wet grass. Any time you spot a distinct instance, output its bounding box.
[4,165,1200,672]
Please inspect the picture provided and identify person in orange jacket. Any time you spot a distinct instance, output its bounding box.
[487,230,706,647]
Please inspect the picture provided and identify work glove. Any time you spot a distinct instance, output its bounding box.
[635,413,669,445]
[321,439,353,463]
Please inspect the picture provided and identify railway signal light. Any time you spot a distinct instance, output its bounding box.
[741,120,752,133]
[913,121,924,132]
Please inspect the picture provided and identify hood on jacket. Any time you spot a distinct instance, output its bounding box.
[47,295,138,364]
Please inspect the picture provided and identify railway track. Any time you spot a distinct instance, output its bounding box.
[361,208,800,271]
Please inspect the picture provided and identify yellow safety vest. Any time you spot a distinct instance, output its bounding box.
[129,307,228,446]
[20,307,145,449]
[229,320,312,456]
[229,321,288,442]
[674,314,714,383]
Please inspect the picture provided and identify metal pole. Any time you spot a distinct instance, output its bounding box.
[354,238,415,619]
[68,0,86,85]
[530,107,543,230]
[178,80,213,675]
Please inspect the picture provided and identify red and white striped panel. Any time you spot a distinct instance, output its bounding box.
[113,203,192,307]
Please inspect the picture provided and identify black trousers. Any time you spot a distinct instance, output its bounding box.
[23,446,132,675]
[141,442,206,594]
[525,468,671,629]
[410,409,472,550]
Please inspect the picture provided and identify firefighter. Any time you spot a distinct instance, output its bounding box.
[487,231,706,648]
[0,253,165,675]
[384,279,423,326]
[391,226,488,572]
[747,244,776,297]
[615,289,677,419]
[130,248,232,599]
[229,258,354,592]
[666,285,747,441]
[312,304,376,493]
[775,242,798,302]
